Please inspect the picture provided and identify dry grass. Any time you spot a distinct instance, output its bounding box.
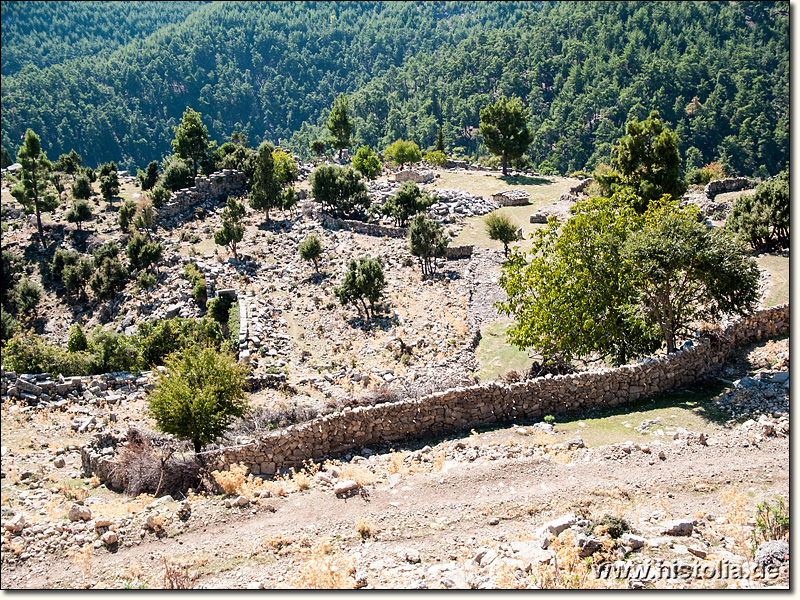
[44,496,69,522]
[387,450,408,475]
[494,563,529,589]
[212,463,250,495]
[718,485,753,556]
[356,517,378,539]
[163,556,197,589]
[532,530,602,589]
[288,538,357,589]
[6,464,20,484]
[67,543,94,582]
[337,464,377,487]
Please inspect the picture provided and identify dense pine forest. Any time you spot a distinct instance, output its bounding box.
[0,0,788,179]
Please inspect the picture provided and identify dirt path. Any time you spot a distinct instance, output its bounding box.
[4,428,788,589]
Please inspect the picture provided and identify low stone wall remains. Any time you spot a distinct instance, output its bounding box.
[157,170,247,220]
[491,190,531,206]
[390,169,436,184]
[446,245,474,260]
[704,178,753,201]
[321,214,407,238]
[200,304,788,476]
[570,178,593,194]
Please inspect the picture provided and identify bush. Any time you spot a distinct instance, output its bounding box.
[207,295,233,323]
[150,184,171,209]
[351,145,382,180]
[334,257,386,320]
[89,256,129,300]
[66,199,93,230]
[137,317,223,368]
[71,173,92,200]
[67,324,89,353]
[3,329,88,376]
[52,248,80,279]
[90,327,142,373]
[138,161,160,191]
[136,271,157,293]
[226,301,240,353]
[0,307,17,342]
[381,181,434,227]
[62,257,93,297]
[183,263,207,307]
[298,233,323,273]
[119,199,137,232]
[14,277,42,315]
[423,150,447,167]
[162,158,194,191]
[127,231,163,273]
[726,170,788,251]
[1,249,24,308]
[484,211,521,256]
[147,346,249,453]
[384,139,421,169]
[310,164,370,218]
[408,214,448,277]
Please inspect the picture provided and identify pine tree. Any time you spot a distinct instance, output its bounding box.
[327,94,353,160]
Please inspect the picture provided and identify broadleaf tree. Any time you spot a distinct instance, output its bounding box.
[335,257,386,320]
[310,164,370,218]
[382,181,434,227]
[147,345,249,454]
[408,213,448,278]
[479,96,533,176]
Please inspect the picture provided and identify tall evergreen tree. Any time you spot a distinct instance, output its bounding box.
[172,107,210,177]
[11,129,58,243]
[479,96,533,176]
[327,93,353,160]
[249,141,282,221]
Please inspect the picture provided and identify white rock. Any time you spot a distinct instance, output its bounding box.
[334,480,360,496]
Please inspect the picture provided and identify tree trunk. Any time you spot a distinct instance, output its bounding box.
[193,439,202,454]
[502,151,508,176]
[35,204,44,243]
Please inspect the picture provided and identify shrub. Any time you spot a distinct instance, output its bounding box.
[66,199,93,230]
[162,158,194,191]
[334,257,386,320]
[1,249,24,308]
[137,317,223,368]
[127,231,163,273]
[408,213,448,277]
[147,345,249,453]
[2,329,91,376]
[381,181,435,227]
[207,296,233,323]
[138,161,160,191]
[183,263,207,306]
[484,211,521,256]
[752,497,789,545]
[226,301,240,353]
[424,150,447,167]
[90,327,142,373]
[384,139,421,169]
[119,199,137,232]
[136,271,157,293]
[62,257,93,298]
[351,145,382,180]
[0,307,17,342]
[298,234,323,274]
[90,256,129,300]
[67,324,89,353]
[310,164,370,218]
[71,173,92,200]
[14,277,42,315]
[52,248,80,279]
[726,170,789,251]
[150,184,171,209]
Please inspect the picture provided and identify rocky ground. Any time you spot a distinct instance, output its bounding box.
[0,169,790,589]
[1,336,789,589]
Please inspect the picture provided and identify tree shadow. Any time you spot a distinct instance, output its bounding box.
[498,175,552,186]
[345,310,396,332]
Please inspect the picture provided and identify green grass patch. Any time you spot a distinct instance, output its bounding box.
[756,254,789,307]
[551,380,733,448]
[475,319,531,382]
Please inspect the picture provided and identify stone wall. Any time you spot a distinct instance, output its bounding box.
[446,245,474,260]
[390,169,436,184]
[704,178,753,201]
[491,190,531,206]
[570,178,593,194]
[157,170,247,221]
[321,214,407,238]
[201,304,788,476]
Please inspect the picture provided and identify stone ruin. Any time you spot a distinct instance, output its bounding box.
[490,189,531,206]
[156,169,248,222]
[390,169,437,184]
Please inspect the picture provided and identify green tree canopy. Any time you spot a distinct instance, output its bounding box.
[479,96,533,176]
[497,195,658,366]
[408,213,448,278]
[71,173,92,200]
[381,181,434,227]
[147,345,248,454]
[726,170,789,251]
[172,107,211,176]
[625,199,760,354]
[11,129,58,242]
[138,160,160,191]
[214,197,246,260]
[610,110,686,213]
[299,233,323,274]
[310,164,370,218]
[335,256,386,320]
[484,212,521,257]
[352,145,382,180]
[249,141,282,220]
[384,139,422,169]
[66,199,93,231]
[327,93,354,160]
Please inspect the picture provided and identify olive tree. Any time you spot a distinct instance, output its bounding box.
[484,212,521,256]
[335,257,386,320]
[408,214,448,278]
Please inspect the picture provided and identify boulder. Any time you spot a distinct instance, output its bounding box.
[68,503,92,522]
[334,480,360,496]
[660,519,693,536]
[754,540,789,569]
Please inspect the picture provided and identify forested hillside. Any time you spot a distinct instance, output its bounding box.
[0,1,788,178]
[0,1,208,74]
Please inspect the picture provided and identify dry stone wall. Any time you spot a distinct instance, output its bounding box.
[157,169,247,221]
[704,178,753,201]
[320,214,408,238]
[205,304,788,476]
